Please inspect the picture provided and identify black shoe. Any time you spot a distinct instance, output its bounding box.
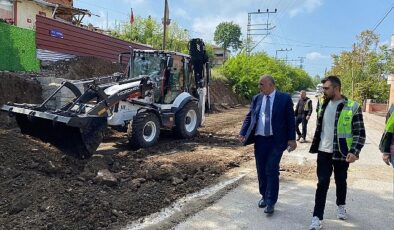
[264,205,275,214]
[258,198,267,208]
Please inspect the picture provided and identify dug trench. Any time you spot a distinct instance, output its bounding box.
[0,65,315,230]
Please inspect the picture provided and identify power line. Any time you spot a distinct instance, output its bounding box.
[372,4,394,32]
[275,48,291,59]
[270,34,349,49]
[259,40,349,49]
[250,34,269,51]
[372,2,394,32]
[246,8,277,54]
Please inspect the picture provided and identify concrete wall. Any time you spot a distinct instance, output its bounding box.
[365,100,388,113]
[36,75,120,109]
[36,77,85,109]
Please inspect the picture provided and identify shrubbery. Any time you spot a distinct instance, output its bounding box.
[220,52,313,99]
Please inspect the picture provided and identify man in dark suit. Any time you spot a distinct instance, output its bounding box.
[239,75,297,215]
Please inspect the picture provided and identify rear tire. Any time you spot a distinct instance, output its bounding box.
[128,112,160,148]
[174,101,200,138]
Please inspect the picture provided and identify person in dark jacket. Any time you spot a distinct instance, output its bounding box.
[239,75,297,215]
[308,76,366,230]
[294,90,313,143]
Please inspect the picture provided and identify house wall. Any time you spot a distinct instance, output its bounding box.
[17,0,53,30]
[46,0,73,7]
[212,47,228,65]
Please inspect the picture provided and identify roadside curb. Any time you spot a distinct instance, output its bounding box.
[123,161,255,230]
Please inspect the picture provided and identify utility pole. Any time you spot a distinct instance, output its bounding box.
[298,56,305,69]
[106,11,108,30]
[275,48,292,62]
[247,8,277,55]
[162,0,170,50]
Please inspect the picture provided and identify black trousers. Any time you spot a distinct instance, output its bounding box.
[296,116,308,139]
[254,135,284,206]
[313,151,349,220]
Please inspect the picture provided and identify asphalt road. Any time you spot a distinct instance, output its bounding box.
[174,91,394,230]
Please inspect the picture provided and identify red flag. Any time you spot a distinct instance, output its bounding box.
[130,8,134,24]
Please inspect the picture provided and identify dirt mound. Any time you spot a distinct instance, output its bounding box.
[0,72,42,129]
[0,108,253,230]
[0,72,42,105]
[40,56,124,80]
[209,79,249,111]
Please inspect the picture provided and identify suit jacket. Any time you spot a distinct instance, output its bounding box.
[240,91,296,152]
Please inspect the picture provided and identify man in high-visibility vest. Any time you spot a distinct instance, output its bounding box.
[294,90,313,143]
[308,76,366,230]
[315,91,325,118]
[381,104,394,167]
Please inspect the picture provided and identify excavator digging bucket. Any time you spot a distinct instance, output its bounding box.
[1,80,111,159]
[12,111,107,159]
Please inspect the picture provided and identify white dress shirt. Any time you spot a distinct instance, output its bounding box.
[256,90,276,136]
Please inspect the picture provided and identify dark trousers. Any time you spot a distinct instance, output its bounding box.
[313,151,349,220]
[254,135,284,206]
[296,116,308,139]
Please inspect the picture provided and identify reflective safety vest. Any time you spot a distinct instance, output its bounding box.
[337,99,360,154]
[304,99,311,111]
[317,96,325,117]
[384,112,394,133]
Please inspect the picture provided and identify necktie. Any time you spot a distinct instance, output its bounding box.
[264,95,271,136]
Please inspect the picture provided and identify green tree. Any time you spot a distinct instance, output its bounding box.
[220,52,313,99]
[214,22,242,59]
[327,30,393,103]
[111,16,191,53]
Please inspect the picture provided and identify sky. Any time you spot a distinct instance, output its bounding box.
[73,0,394,78]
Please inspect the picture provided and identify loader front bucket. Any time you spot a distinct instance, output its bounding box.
[13,111,107,159]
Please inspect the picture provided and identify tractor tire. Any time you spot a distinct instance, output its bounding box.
[128,112,160,148]
[174,101,200,138]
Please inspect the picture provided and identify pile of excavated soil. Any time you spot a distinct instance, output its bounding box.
[0,72,42,105]
[0,72,42,129]
[209,79,249,110]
